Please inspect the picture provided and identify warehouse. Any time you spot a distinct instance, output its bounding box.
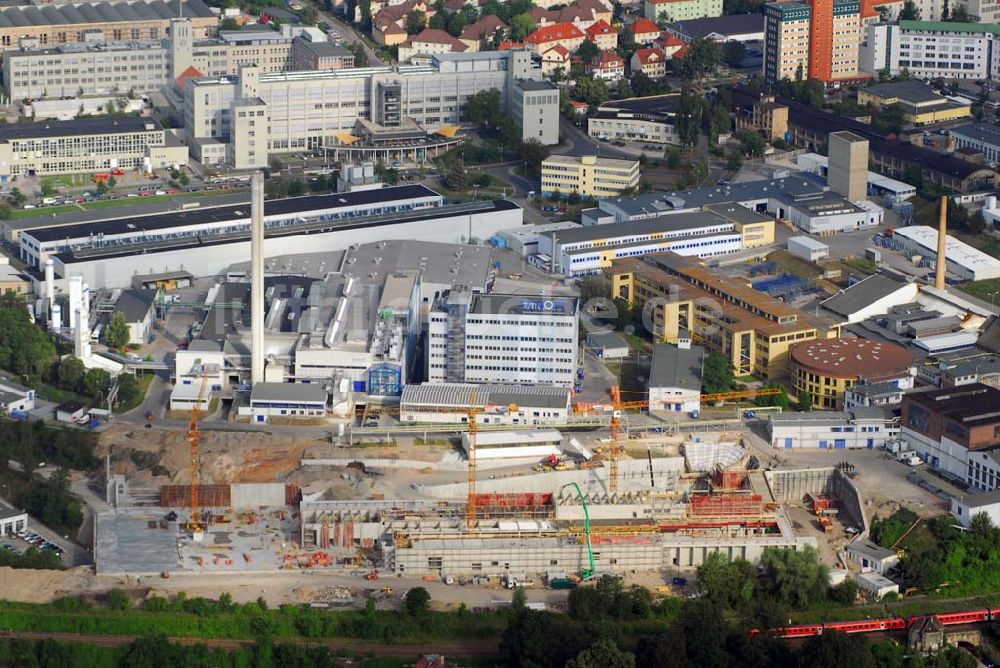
[772,192,883,235]
[892,226,1000,282]
[767,409,899,449]
[538,206,775,276]
[399,383,572,425]
[648,340,704,413]
[29,189,520,288]
[787,236,829,262]
[244,382,329,423]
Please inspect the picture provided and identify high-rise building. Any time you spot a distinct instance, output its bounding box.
[828,131,869,202]
[763,0,866,86]
[860,21,1000,82]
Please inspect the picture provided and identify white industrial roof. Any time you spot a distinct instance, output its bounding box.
[913,330,979,352]
[788,235,829,251]
[894,226,1000,278]
[466,430,563,446]
[796,153,916,195]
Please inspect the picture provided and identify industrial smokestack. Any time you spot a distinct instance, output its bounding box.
[250,171,265,385]
[44,258,55,325]
[935,196,947,290]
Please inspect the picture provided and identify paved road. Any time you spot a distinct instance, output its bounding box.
[557,117,633,160]
[321,12,382,66]
[0,629,498,657]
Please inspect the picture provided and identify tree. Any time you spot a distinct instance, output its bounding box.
[800,631,876,668]
[508,13,535,41]
[520,138,549,176]
[9,187,25,207]
[464,88,503,128]
[679,599,729,668]
[178,172,190,186]
[618,78,633,100]
[727,151,743,171]
[220,17,240,30]
[115,373,143,407]
[40,181,56,198]
[106,588,131,610]
[898,0,919,19]
[680,38,721,82]
[96,180,109,196]
[636,628,687,668]
[575,76,609,106]
[829,578,858,605]
[0,203,11,220]
[405,9,426,34]
[0,294,57,378]
[287,178,306,197]
[404,586,430,616]
[83,368,111,402]
[348,42,369,68]
[107,176,117,190]
[444,160,469,190]
[797,389,814,410]
[702,352,735,394]
[697,552,757,609]
[723,41,746,68]
[567,639,635,668]
[758,546,829,609]
[740,129,766,157]
[105,311,130,351]
[675,89,703,148]
[577,39,600,64]
[57,356,86,392]
[755,383,790,409]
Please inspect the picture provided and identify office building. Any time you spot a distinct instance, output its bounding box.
[644,0,723,23]
[539,205,774,276]
[861,21,1000,81]
[588,94,681,145]
[0,0,216,49]
[184,50,559,168]
[857,81,971,126]
[399,383,571,426]
[611,252,841,379]
[246,383,328,424]
[787,236,829,262]
[828,131,868,202]
[0,116,185,180]
[767,408,899,449]
[540,155,640,198]
[790,337,914,409]
[0,378,35,415]
[426,291,579,387]
[763,0,864,86]
[901,383,1000,485]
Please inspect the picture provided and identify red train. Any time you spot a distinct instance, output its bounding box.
[754,608,1000,638]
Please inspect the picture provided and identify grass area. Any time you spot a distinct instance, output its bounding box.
[112,374,153,415]
[11,190,236,220]
[41,173,92,189]
[32,381,90,406]
[789,591,1000,624]
[842,257,878,274]
[957,277,1000,304]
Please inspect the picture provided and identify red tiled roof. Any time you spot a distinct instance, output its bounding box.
[591,49,624,68]
[660,33,685,47]
[545,43,570,57]
[499,40,525,50]
[585,18,616,37]
[634,46,665,65]
[630,17,660,36]
[525,22,585,44]
[460,15,506,41]
[569,100,589,108]
[411,28,467,49]
[176,65,204,88]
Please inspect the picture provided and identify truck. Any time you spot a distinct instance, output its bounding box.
[503,574,535,589]
[905,455,924,466]
[549,578,577,590]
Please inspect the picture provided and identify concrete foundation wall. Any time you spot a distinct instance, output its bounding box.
[765,467,835,501]
[231,483,285,508]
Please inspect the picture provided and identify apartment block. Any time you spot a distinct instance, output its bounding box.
[861,21,1000,81]
[763,0,864,86]
[426,291,579,387]
[644,0,723,23]
[611,252,839,379]
[540,154,639,198]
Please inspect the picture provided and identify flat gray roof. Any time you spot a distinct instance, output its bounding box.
[250,382,328,404]
[0,0,215,28]
[545,210,750,246]
[821,272,912,317]
[115,289,156,324]
[401,382,570,410]
[847,538,898,562]
[587,331,628,350]
[469,294,578,316]
[952,122,1000,147]
[649,343,704,392]
[864,80,945,105]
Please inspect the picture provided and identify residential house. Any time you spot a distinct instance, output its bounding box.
[589,50,626,82]
[372,0,435,46]
[585,19,619,50]
[656,33,688,58]
[644,0,723,23]
[524,22,586,54]
[529,0,612,29]
[631,17,662,44]
[398,28,469,61]
[631,46,668,77]
[540,44,572,75]
[459,15,507,51]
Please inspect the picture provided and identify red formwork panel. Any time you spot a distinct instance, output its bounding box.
[472,493,553,507]
[689,493,764,516]
[160,484,231,508]
[713,468,747,489]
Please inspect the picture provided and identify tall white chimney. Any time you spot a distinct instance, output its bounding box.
[44,258,54,305]
[250,171,265,385]
[68,276,82,331]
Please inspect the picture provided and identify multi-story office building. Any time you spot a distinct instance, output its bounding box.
[611,252,840,379]
[185,50,559,168]
[951,123,1000,165]
[790,337,914,409]
[763,0,864,86]
[426,291,579,387]
[0,0,216,48]
[860,21,1000,81]
[2,20,353,101]
[0,115,186,180]
[540,154,640,198]
[901,383,1000,486]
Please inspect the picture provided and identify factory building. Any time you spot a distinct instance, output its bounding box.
[0,116,186,180]
[892,226,1000,282]
[399,383,572,425]
[2,20,354,100]
[901,383,1000,485]
[460,430,564,460]
[184,50,559,167]
[426,291,579,387]
[648,339,704,413]
[768,408,899,449]
[0,0,217,50]
[790,337,915,409]
[244,382,329,423]
[539,206,774,276]
[612,252,841,379]
[24,187,521,288]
